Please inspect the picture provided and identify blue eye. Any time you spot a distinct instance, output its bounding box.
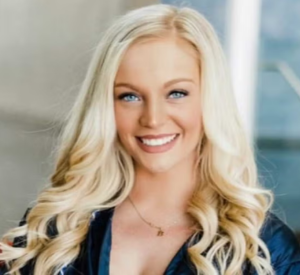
[118,93,140,102]
[117,90,188,102]
[169,90,188,99]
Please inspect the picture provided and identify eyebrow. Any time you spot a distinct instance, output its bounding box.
[114,78,195,90]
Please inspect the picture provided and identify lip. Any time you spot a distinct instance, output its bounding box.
[137,133,178,139]
[136,134,179,154]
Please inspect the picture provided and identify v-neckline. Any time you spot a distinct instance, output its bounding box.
[97,207,195,275]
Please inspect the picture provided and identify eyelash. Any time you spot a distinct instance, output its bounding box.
[117,90,189,102]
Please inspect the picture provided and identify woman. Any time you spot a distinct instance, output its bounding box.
[1,4,300,275]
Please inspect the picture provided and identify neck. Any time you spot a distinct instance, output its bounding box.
[129,155,197,215]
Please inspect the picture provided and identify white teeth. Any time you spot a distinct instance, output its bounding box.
[140,134,177,146]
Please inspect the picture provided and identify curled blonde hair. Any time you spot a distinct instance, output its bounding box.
[0,4,274,275]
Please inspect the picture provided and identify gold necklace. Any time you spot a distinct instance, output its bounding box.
[128,196,189,237]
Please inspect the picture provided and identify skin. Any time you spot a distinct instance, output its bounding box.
[114,35,202,212]
[111,35,202,274]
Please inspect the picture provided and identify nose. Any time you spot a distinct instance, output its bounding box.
[139,97,167,128]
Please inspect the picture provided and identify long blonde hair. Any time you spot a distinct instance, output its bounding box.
[0,4,274,275]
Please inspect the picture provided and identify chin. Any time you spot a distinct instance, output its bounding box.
[139,160,176,174]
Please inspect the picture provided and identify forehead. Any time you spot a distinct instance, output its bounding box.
[115,36,200,85]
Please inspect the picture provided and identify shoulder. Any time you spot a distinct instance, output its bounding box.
[260,212,300,273]
[0,208,34,274]
[0,207,66,275]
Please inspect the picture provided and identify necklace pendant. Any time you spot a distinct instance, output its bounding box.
[157,228,164,236]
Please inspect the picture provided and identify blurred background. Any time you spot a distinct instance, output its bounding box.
[0,0,299,240]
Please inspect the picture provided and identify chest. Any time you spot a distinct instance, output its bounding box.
[109,222,193,275]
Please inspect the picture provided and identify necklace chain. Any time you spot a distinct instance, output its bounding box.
[128,196,189,237]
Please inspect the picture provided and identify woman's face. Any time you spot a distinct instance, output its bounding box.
[114,36,202,173]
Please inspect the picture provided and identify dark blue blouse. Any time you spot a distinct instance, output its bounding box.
[91,208,300,275]
[1,208,300,274]
[97,208,195,275]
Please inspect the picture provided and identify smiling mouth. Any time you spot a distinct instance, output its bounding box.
[136,134,179,147]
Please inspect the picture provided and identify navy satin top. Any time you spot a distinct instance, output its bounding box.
[1,208,300,274]
[92,208,300,275]
[96,208,195,275]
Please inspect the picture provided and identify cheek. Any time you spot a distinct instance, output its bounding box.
[115,118,134,154]
[114,105,137,147]
[179,104,202,134]
[115,105,131,134]
[116,118,132,136]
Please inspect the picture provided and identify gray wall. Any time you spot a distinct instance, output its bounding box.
[0,0,158,235]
